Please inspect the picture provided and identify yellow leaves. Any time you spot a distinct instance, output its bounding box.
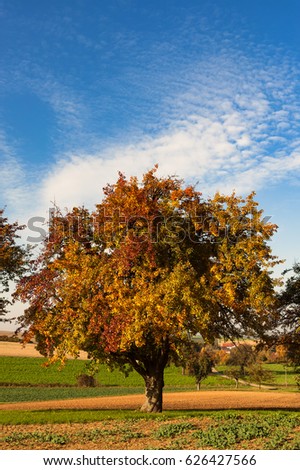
[16,167,282,367]
[104,260,210,350]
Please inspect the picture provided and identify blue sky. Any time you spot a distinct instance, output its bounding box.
[1,0,299,283]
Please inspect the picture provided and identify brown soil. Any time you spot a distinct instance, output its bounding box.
[0,341,88,359]
[1,390,299,411]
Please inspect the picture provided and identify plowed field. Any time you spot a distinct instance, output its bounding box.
[1,390,299,411]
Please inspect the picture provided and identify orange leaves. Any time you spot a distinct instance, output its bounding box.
[15,166,282,367]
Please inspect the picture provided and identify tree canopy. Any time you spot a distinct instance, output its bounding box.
[277,263,300,365]
[15,167,280,411]
[186,346,214,391]
[0,208,27,320]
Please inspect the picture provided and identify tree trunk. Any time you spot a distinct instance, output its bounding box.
[140,370,164,413]
[127,340,170,413]
[196,381,200,391]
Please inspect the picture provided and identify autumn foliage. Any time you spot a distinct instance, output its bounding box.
[15,167,281,411]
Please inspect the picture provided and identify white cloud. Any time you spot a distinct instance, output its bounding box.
[2,36,300,232]
[37,94,300,212]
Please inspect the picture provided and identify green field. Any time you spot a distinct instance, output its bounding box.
[0,356,246,403]
[218,363,298,387]
[0,356,144,386]
[263,363,298,385]
[0,356,299,404]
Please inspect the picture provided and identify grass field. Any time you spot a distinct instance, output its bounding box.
[0,356,298,404]
[1,410,299,450]
[218,363,298,387]
[0,356,247,404]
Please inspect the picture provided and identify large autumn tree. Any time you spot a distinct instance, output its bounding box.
[15,168,280,411]
[0,208,27,320]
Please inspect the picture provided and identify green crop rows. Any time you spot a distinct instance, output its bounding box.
[1,411,299,450]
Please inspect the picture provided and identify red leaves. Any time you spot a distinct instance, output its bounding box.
[15,167,281,366]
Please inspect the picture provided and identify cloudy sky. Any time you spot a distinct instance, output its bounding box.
[1,0,299,282]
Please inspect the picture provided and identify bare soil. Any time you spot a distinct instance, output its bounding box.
[0,390,299,411]
[0,341,87,358]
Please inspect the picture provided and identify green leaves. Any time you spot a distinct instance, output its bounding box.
[0,208,29,319]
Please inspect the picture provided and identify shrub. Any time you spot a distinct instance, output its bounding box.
[76,374,97,387]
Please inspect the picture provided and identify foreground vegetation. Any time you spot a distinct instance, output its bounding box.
[1,410,299,450]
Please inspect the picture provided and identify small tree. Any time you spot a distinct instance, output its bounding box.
[212,348,229,366]
[224,366,244,388]
[246,363,274,389]
[187,347,214,390]
[227,344,256,376]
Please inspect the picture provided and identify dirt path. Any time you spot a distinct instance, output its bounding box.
[1,390,299,411]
